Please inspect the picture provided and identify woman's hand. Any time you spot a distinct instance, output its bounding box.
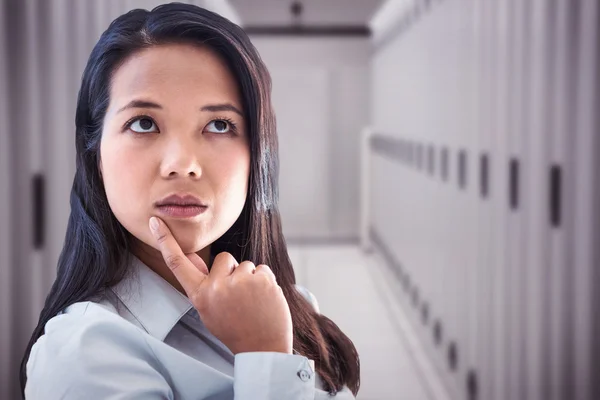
[148,216,293,355]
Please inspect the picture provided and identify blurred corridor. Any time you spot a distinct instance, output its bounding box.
[1,0,599,399]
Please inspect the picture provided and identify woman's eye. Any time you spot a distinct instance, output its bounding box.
[128,117,158,134]
[206,119,232,134]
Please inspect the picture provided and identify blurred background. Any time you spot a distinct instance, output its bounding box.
[0,0,599,399]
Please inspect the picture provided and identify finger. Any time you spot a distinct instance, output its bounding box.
[255,264,276,282]
[186,252,210,275]
[149,217,207,296]
[235,261,256,276]
[210,252,239,279]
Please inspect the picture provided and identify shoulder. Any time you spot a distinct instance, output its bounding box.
[34,301,144,348]
[27,301,156,370]
[25,302,170,399]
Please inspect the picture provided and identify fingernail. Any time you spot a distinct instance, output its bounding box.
[149,217,160,233]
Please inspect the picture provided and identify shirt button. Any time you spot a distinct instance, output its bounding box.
[297,369,312,382]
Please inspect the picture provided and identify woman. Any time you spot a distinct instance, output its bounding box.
[20,3,360,399]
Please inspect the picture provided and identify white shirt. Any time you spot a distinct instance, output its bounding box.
[25,254,356,399]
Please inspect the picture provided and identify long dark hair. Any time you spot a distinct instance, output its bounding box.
[20,3,359,397]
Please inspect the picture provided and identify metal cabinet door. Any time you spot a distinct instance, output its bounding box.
[572,1,599,399]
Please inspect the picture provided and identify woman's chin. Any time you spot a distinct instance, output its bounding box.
[169,229,208,254]
[131,228,204,256]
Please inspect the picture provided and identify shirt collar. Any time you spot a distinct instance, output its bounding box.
[109,253,194,342]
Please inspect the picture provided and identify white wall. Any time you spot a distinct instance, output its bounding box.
[0,3,13,399]
[368,0,600,400]
[250,37,370,240]
[0,1,220,397]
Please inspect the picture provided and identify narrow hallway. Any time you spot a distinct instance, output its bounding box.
[289,244,449,400]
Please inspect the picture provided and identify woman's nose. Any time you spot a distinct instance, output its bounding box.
[160,139,202,179]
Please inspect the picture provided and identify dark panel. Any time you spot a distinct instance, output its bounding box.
[441,147,449,181]
[448,341,458,371]
[467,369,479,400]
[428,144,435,175]
[550,164,561,228]
[371,134,412,165]
[458,150,467,190]
[407,141,414,166]
[421,302,429,325]
[433,320,443,346]
[400,139,407,163]
[510,158,520,210]
[369,226,406,289]
[411,286,419,307]
[480,153,489,199]
[32,174,44,249]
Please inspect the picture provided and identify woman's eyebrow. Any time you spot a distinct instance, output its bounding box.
[117,99,162,114]
[117,99,243,117]
[200,103,243,117]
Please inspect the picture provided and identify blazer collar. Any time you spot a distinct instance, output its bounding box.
[109,253,194,342]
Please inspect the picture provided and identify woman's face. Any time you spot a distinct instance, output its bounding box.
[100,43,250,255]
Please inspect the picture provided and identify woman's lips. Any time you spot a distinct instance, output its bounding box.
[155,204,208,218]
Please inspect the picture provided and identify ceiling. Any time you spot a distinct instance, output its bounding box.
[228,0,383,27]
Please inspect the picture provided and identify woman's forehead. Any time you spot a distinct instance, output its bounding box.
[108,43,242,112]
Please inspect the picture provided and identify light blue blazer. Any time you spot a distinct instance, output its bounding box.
[25,254,356,399]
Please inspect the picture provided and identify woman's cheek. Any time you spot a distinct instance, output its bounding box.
[103,154,147,231]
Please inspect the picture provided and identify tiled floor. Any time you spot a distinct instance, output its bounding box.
[288,244,450,400]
